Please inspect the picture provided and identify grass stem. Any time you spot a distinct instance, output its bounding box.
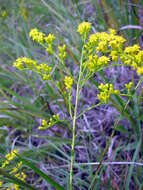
[69,39,85,190]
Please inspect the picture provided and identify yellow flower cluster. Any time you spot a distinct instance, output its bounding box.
[97,56,110,66]
[83,54,98,72]
[121,45,143,75]
[0,150,26,190]
[13,57,52,81]
[58,44,67,61]
[45,33,55,54]
[87,29,126,55]
[110,50,119,62]
[36,63,52,80]
[125,82,133,94]
[125,82,133,89]
[78,22,143,76]
[29,28,55,54]
[64,76,73,91]
[0,150,19,168]
[97,83,120,103]
[1,10,8,18]
[38,114,60,130]
[45,33,55,44]
[83,54,110,72]
[89,31,125,52]
[29,28,45,44]
[81,27,126,73]
[8,161,26,190]
[13,57,36,70]
[77,22,91,36]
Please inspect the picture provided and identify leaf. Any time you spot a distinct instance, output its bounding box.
[32,134,72,144]
[17,155,66,190]
[115,125,131,134]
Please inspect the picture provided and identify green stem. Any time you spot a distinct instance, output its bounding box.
[77,103,102,119]
[69,39,85,190]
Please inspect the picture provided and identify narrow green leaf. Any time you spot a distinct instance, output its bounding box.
[0,169,38,190]
[18,155,66,190]
[115,125,131,134]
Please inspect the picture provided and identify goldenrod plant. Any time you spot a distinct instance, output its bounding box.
[12,21,143,189]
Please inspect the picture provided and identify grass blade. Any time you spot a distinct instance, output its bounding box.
[18,155,66,190]
[0,169,38,190]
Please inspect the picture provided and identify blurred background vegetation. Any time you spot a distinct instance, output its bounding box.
[0,0,143,189]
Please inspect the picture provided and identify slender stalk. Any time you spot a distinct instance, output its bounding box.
[69,39,85,190]
[77,103,102,119]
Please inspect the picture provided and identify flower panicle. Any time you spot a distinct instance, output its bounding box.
[38,114,60,130]
[58,44,67,61]
[13,57,52,81]
[29,28,55,54]
[77,22,91,37]
[97,83,120,103]
[29,28,45,44]
[64,76,73,92]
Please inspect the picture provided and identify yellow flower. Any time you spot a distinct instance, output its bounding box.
[131,62,138,70]
[86,28,126,56]
[97,56,110,66]
[0,181,3,188]
[88,34,98,45]
[96,41,108,53]
[38,119,48,130]
[85,54,98,72]
[109,40,118,49]
[45,33,55,44]
[1,10,8,18]
[64,76,73,91]
[10,161,22,174]
[0,149,19,169]
[77,22,91,36]
[29,28,45,44]
[108,28,116,35]
[110,51,119,62]
[39,114,60,130]
[125,82,133,89]
[13,57,52,81]
[46,44,53,54]
[135,50,143,65]
[42,74,51,80]
[124,44,140,56]
[13,57,36,70]
[58,44,67,60]
[137,67,143,75]
[5,150,19,161]
[40,63,52,73]
[39,64,52,80]
[98,83,120,103]
[13,58,24,70]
